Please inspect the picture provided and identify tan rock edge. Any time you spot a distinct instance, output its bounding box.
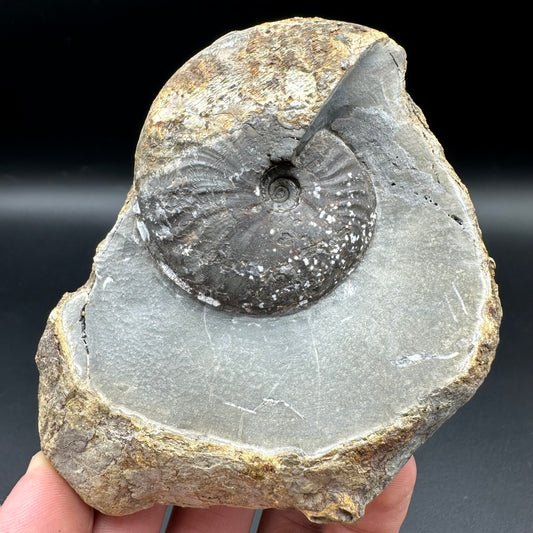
[37,18,502,524]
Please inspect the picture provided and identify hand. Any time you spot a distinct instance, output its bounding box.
[0,452,416,532]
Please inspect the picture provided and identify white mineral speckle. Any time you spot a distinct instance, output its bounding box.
[136,220,150,242]
[197,293,221,307]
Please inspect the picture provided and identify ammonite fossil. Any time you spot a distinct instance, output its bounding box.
[36,18,501,524]
[135,126,376,315]
[133,24,382,315]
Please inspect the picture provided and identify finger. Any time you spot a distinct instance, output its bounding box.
[325,456,417,533]
[93,504,167,533]
[166,505,255,533]
[257,508,323,533]
[0,451,94,533]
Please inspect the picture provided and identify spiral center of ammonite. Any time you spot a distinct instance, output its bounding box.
[261,165,301,211]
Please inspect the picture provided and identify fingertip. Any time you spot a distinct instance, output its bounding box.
[405,455,417,474]
[398,455,417,488]
[326,456,417,533]
[26,451,52,473]
[377,455,417,509]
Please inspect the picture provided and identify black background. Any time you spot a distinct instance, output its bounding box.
[1,2,532,532]
[2,1,532,176]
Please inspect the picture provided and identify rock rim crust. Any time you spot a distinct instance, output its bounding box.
[37,233,500,523]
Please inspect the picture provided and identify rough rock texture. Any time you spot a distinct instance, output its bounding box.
[37,18,501,524]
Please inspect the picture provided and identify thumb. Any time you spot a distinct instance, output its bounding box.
[0,451,94,533]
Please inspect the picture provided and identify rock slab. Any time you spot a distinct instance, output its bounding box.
[37,18,501,524]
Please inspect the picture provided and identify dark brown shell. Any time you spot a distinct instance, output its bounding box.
[136,118,375,315]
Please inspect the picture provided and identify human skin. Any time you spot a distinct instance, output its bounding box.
[0,452,416,533]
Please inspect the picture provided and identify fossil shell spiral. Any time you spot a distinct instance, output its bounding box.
[134,19,381,315]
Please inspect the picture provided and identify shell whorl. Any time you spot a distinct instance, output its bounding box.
[134,18,387,315]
